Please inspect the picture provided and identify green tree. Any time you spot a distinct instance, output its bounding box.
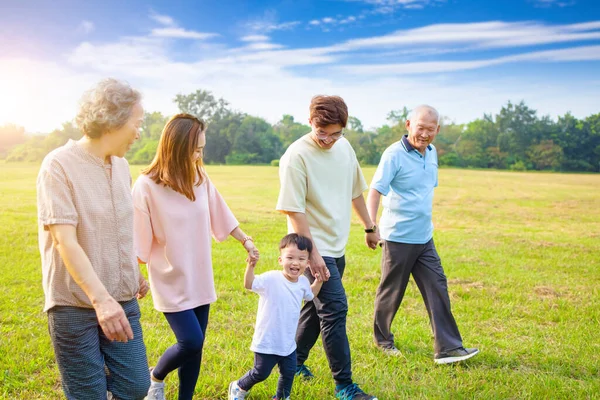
[273,114,310,149]
[231,116,281,164]
[174,90,230,123]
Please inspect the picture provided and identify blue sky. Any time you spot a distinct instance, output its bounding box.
[1,0,599,132]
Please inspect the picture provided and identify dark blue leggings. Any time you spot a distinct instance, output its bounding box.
[152,304,210,400]
[238,350,296,399]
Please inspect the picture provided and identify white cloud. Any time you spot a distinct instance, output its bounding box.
[1,18,599,134]
[246,11,301,33]
[348,0,445,14]
[309,20,321,26]
[532,0,576,8]
[241,35,270,42]
[77,20,95,34]
[338,45,600,75]
[331,20,600,52]
[150,13,175,26]
[251,20,301,32]
[245,42,285,51]
[322,17,336,24]
[150,28,218,40]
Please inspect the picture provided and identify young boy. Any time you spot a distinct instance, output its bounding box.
[228,234,325,400]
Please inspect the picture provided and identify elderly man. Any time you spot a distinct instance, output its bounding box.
[366,105,478,364]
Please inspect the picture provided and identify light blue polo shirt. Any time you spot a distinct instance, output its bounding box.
[370,135,438,244]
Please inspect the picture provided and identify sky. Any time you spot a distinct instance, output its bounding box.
[0,0,599,133]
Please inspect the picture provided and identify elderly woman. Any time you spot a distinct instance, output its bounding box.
[37,78,150,399]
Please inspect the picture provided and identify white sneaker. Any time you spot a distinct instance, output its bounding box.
[147,368,166,400]
[228,381,248,400]
[146,381,165,400]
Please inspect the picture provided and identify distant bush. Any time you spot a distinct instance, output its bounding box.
[271,159,279,167]
[225,152,259,165]
[509,161,527,171]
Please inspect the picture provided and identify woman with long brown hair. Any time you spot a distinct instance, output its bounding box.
[132,113,259,400]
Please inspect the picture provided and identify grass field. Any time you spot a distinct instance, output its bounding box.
[1,162,599,399]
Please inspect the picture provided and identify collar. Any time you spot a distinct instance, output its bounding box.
[401,135,432,153]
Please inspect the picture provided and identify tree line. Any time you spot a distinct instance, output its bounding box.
[2,89,599,172]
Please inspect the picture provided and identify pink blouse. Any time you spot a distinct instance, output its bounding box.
[132,173,238,312]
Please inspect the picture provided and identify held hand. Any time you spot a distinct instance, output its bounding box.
[94,296,133,343]
[365,231,380,250]
[246,256,258,268]
[309,252,329,282]
[244,241,260,262]
[314,271,329,282]
[136,276,149,299]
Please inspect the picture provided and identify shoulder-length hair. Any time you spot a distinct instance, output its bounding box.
[143,113,206,201]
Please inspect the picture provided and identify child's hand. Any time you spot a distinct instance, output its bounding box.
[246,256,257,268]
[314,270,329,282]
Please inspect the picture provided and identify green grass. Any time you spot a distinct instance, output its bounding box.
[1,162,599,399]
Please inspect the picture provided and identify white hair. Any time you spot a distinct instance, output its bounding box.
[76,78,141,138]
[408,105,440,125]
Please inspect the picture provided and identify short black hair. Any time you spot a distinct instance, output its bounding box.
[279,233,313,255]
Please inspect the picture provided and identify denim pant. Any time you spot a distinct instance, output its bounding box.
[47,298,150,400]
[152,304,210,400]
[238,350,296,399]
[374,239,463,354]
[296,256,352,386]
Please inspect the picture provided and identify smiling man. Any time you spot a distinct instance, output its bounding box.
[366,105,479,364]
[276,95,379,400]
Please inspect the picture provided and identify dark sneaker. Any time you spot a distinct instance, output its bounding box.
[434,347,479,364]
[295,364,314,380]
[335,383,378,400]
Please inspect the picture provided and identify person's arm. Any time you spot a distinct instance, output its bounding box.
[244,257,257,289]
[310,276,324,297]
[284,211,329,281]
[352,194,380,249]
[48,224,133,343]
[366,188,382,225]
[230,226,259,261]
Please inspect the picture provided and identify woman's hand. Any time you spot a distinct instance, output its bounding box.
[136,276,149,299]
[244,239,260,262]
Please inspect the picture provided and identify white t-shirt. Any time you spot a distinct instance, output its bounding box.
[250,270,314,356]
[276,134,368,258]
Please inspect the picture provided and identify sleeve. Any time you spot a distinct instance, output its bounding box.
[276,151,307,213]
[37,158,78,229]
[131,177,153,262]
[206,176,239,242]
[251,272,269,295]
[370,147,400,196]
[302,277,314,302]
[351,151,368,199]
[433,147,439,188]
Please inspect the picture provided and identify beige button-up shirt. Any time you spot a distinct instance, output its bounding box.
[37,140,140,312]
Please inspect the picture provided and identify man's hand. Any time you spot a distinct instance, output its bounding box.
[309,251,329,282]
[136,276,149,299]
[365,231,380,250]
[94,296,133,343]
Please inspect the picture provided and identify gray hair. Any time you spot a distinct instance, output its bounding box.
[76,78,141,138]
[408,105,440,125]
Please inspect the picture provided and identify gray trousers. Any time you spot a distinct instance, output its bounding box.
[48,298,150,400]
[374,239,463,354]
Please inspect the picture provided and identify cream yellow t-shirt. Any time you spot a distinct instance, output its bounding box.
[276,134,367,258]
